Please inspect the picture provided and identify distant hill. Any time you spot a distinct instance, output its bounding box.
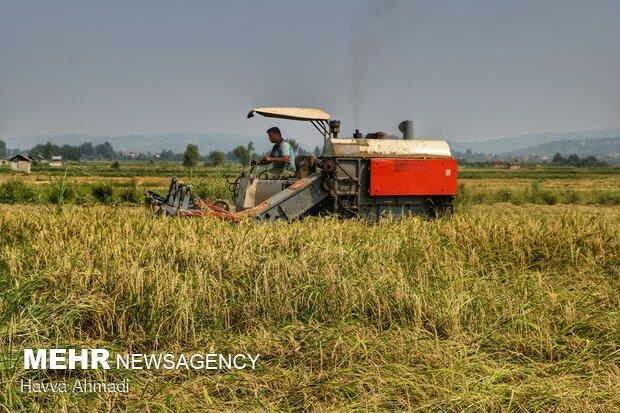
[504,137,620,157]
[4,133,269,154]
[450,128,620,154]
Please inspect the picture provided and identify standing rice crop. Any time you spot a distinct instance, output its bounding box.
[0,204,618,411]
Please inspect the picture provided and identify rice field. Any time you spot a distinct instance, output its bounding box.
[0,202,618,411]
[0,164,619,207]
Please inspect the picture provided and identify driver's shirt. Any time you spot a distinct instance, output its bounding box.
[270,140,296,172]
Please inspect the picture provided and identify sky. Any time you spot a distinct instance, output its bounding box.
[1,0,619,147]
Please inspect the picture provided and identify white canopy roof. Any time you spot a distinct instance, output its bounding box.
[247,107,331,121]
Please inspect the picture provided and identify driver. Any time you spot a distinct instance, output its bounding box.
[251,126,296,179]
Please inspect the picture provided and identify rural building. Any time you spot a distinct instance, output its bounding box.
[509,161,521,169]
[9,154,33,173]
[49,155,63,167]
[0,158,8,166]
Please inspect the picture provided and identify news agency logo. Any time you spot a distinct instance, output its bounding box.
[23,348,260,370]
[20,348,260,393]
[24,349,110,370]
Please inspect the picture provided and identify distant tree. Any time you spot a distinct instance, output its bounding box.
[28,146,41,159]
[43,141,55,160]
[313,146,321,157]
[183,144,200,168]
[287,139,300,152]
[582,155,606,167]
[0,139,6,158]
[29,142,57,160]
[567,154,580,166]
[232,145,251,168]
[60,144,81,161]
[79,142,95,158]
[247,140,256,160]
[95,141,114,159]
[551,152,606,167]
[206,150,226,167]
[159,149,179,161]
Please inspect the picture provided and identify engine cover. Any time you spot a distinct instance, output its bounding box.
[369,158,458,196]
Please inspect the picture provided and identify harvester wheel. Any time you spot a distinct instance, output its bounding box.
[322,159,337,173]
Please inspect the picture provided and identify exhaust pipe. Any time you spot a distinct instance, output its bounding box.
[399,120,414,139]
[329,120,341,139]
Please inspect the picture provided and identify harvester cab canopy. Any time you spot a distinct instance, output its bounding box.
[247,107,332,139]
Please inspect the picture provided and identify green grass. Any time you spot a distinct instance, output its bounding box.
[459,166,620,179]
[0,177,232,206]
[1,176,618,207]
[456,181,620,206]
[0,204,618,411]
[1,162,618,179]
[0,161,244,178]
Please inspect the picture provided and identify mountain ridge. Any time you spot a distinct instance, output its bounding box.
[503,137,619,157]
[450,128,620,154]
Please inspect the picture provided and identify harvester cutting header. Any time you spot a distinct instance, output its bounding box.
[145,107,458,221]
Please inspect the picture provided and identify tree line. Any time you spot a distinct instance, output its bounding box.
[183,142,255,168]
[1,138,611,168]
[182,139,322,168]
[29,141,115,161]
[551,152,607,167]
[0,140,117,161]
[0,138,321,167]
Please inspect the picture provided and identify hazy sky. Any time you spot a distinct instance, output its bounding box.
[1,0,619,146]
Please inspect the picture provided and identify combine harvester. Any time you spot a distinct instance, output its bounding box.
[145,107,458,222]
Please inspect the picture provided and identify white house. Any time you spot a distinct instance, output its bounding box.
[50,155,63,167]
[9,154,32,173]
